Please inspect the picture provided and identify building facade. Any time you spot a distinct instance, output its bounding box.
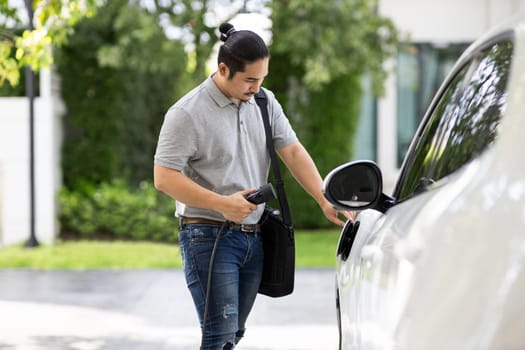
[357,0,525,192]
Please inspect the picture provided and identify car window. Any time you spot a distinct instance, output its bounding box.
[395,39,513,201]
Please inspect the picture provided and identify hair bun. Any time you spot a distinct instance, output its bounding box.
[219,23,236,42]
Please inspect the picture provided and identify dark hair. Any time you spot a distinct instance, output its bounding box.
[218,23,269,79]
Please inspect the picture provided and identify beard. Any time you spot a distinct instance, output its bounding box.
[241,92,255,101]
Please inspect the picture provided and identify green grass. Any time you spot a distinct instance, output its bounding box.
[0,230,341,269]
[295,230,340,267]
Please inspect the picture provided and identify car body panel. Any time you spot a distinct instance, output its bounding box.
[328,13,525,350]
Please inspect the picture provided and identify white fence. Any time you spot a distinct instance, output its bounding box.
[0,69,63,247]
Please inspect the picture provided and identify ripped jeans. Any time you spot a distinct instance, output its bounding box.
[179,223,264,350]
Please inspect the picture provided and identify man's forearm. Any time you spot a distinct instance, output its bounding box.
[153,165,225,211]
[277,142,326,206]
[278,142,350,226]
[153,164,257,222]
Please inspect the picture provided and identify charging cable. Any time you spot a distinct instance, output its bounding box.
[200,183,277,349]
[200,221,229,350]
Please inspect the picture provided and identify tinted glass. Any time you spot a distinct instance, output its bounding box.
[396,43,468,166]
[396,39,513,201]
[327,164,379,207]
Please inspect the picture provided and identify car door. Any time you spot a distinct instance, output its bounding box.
[337,35,513,350]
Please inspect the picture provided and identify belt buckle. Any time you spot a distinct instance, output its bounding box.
[240,224,253,232]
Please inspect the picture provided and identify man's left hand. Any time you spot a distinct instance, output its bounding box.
[321,202,355,227]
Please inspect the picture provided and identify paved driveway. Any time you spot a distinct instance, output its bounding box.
[0,269,338,350]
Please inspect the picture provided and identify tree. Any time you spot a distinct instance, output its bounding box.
[55,0,188,188]
[0,0,100,87]
[151,0,265,84]
[270,0,399,93]
[266,0,400,227]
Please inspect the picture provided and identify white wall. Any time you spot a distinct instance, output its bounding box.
[377,0,525,191]
[0,164,3,244]
[0,69,63,246]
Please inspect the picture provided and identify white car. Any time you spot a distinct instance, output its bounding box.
[323,14,525,350]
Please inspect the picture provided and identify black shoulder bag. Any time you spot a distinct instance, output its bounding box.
[255,90,295,298]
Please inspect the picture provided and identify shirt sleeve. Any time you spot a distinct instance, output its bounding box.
[154,105,197,171]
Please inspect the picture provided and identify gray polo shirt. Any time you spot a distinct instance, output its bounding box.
[154,76,297,224]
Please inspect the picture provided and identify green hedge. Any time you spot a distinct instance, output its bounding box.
[55,0,188,189]
[266,57,361,228]
[54,1,189,239]
[279,76,361,228]
[265,0,400,228]
[59,180,178,242]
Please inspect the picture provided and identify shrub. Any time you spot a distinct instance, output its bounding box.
[55,0,188,189]
[59,180,178,242]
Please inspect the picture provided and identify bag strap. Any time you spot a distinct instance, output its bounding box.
[255,90,293,227]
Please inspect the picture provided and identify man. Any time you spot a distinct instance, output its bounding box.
[154,23,350,350]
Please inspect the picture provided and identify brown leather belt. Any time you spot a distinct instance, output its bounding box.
[182,217,261,233]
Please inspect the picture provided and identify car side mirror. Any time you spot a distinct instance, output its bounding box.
[323,160,394,212]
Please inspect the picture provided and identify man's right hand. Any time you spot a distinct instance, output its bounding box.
[220,189,258,223]
[154,166,258,223]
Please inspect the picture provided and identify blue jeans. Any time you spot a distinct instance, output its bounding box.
[179,223,264,350]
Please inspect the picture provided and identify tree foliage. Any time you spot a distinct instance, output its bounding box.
[0,0,101,87]
[2,0,401,230]
[55,0,188,189]
[270,0,399,93]
[55,0,400,228]
[151,0,265,83]
[266,0,400,227]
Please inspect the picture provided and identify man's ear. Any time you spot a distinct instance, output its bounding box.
[217,62,229,77]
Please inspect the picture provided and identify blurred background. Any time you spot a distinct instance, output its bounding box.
[1,0,524,248]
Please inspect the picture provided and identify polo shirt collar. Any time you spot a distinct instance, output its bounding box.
[205,74,256,107]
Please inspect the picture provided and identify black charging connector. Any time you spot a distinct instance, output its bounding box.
[245,183,277,204]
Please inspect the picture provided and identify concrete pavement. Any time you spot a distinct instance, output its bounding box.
[0,269,339,350]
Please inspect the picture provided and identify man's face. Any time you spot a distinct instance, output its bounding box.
[216,58,269,104]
